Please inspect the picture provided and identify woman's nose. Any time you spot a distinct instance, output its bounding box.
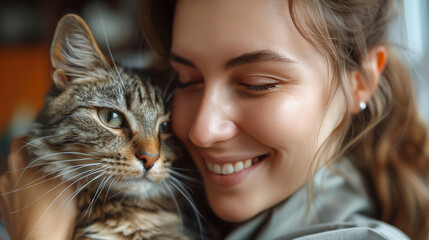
[188,88,237,148]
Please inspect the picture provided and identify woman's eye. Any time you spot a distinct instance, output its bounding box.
[177,80,203,89]
[173,71,204,90]
[239,76,281,92]
[240,83,278,92]
[159,121,172,134]
[98,108,124,129]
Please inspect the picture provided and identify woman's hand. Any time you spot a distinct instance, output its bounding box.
[0,137,78,240]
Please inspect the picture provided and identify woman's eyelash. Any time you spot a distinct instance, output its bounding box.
[241,83,278,91]
[177,80,202,88]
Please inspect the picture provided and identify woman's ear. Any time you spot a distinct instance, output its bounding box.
[350,45,387,113]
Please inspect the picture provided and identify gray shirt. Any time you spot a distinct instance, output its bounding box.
[225,159,409,240]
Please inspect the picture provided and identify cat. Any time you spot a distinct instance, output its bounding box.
[23,14,195,239]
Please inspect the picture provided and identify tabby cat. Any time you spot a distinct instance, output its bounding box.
[24,14,192,239]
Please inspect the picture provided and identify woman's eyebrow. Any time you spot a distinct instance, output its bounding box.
[170,53,196,68]
[225,50,298,69]
[170,49,297,70]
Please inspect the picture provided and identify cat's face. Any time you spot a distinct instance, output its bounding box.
[29,14,176,197]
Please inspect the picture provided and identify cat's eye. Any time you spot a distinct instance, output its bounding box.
[98,108,124,129]
[159,121,172,134]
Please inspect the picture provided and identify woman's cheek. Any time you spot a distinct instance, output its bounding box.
[172,97,185,137]
[171,91,200,143]
[238,91,315,150]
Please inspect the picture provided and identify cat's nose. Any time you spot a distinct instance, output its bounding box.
[136,152,160,170]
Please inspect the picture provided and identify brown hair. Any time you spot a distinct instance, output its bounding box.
[139,0,429,239]
[287,1,429,239]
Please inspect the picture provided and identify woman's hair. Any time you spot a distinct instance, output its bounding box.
[139,0,429,239]
[287,1,429,239]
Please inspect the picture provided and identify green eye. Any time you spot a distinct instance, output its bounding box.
[98,108,124,129]
[159,121,172,134]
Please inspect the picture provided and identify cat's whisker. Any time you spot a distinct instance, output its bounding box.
[162,74,176,102]
[170,166,198,172]
[167,180,203,220]
[169,179,202,217]
[162,182,184,230]
[168,180,205,240]
[100,174,115,207]
[103,175,117,206]
[11,133,65,162]
[98,12,125,91]
[10,167,105,215]
[143,186,150,199]
[66,169,109,212]
[42,167,106,216]
[29,162,101,186]
[85,176,105,219]
[2,163,101,195]
[15,152,95,188]
[36,151,94,158]
[119,190,128,203]
[19,167,107,240]
[170,170,201,184]
[105,175,123,202]
[33,157,95,167]
[107,187,123,201]
[86,174,111,218]
[164,87,176,104]
[25,151,92,167]
[34,167,109,237]
[103,169,120,202]
[4,156,94,174]
[169,175,195,194]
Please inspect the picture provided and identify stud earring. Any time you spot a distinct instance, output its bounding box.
[359,101,367,110]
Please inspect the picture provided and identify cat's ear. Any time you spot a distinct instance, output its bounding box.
[50,14,109,89]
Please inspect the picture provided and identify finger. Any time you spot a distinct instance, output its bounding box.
[9,136,27,153]
[0,175,12,219]
[8,136,30,171]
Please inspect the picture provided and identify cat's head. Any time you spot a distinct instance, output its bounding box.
[28,14,177,197]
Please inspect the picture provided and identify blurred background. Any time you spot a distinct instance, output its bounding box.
[0,0,428,238]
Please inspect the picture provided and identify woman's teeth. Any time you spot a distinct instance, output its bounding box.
[206,157,261,175]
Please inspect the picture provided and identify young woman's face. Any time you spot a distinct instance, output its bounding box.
[171,0,344,222]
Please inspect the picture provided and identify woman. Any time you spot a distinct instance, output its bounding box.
[1,0,429,239]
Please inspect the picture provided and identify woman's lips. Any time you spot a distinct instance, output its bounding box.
[205,155,267,175]
[201,154,269,186]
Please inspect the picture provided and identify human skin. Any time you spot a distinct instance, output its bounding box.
[170,0,346,223]
[0,137,77,240]
[0,0,388,238]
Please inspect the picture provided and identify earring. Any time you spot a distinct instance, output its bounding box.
[359,101,367,110]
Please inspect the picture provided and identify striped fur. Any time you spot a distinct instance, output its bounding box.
[25,14,190,239]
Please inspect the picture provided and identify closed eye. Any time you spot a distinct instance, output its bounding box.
[177,80,203,88]
[240,83,278,91]
[239,75,282,92]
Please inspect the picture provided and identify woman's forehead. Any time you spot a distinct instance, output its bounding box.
[172,0,291,52]
[172,0,325,77]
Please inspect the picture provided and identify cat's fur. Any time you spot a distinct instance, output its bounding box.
[25,14,190,239]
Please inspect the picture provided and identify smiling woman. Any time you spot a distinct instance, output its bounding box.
[170,0,337,225]
[140,0,429,239]
[1,0,429,239]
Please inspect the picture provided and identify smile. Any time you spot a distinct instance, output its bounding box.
[205,155,266,175]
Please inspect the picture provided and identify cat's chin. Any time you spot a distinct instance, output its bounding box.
[110,177,168,199]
